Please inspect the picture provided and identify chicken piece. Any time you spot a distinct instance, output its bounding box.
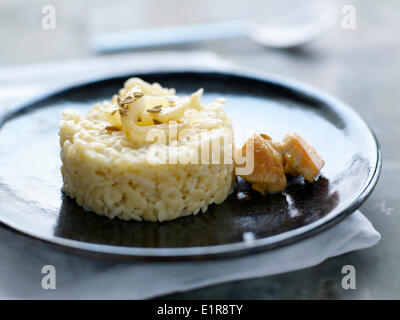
[237,134,287,194]
[260,134,299,176]
[281,133,325,182]
[259,133,283,153]
[282,157,300,177]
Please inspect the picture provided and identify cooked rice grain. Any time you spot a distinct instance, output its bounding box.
[59,78,234,222]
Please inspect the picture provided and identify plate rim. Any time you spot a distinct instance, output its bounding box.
[0,67,382,261]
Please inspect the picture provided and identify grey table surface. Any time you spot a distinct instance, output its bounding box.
[1,0,399,299]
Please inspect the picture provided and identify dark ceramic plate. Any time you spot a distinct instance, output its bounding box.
[0,70,381,261]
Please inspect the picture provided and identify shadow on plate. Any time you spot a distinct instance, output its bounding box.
[54,176,339,248]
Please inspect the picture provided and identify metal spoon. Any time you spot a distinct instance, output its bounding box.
[91,6,335,53]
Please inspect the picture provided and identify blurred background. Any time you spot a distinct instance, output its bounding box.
[0,0,396,65]
[0,0,399,299]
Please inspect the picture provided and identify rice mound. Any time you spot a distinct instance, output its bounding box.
[59,78,234,222]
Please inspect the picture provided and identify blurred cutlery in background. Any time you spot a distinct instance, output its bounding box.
[91,3,336,53]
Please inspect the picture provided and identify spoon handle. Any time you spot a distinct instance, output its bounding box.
[91,20,250,54]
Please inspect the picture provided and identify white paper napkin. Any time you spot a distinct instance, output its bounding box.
[0,52,380,299]
[0,210,380,299]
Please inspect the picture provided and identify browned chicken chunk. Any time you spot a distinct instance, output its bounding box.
[237,134,287,194]
[281,133,325,182]
[236,132,325,195]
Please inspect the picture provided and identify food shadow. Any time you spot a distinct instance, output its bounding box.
[54,176,339,248]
